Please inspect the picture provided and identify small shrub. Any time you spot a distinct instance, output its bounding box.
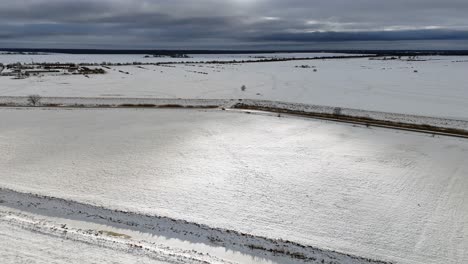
[241,85,247,92]
[27,94,42,106]
[333,107,342,116]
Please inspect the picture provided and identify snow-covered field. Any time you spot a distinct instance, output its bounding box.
[1,52,467,263]
[1,55,467,120]
[0,52,349,64]
[1,107,467,264]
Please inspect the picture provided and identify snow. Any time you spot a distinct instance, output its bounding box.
[1,52,467,263]
[1,107,467,264]
[0,190,381,264]
[1,55,467,120]
[0,207,238,264]
[235,99,468,131]
[0,52,350,64]
[0,222,170,264]
[1,97,466,132]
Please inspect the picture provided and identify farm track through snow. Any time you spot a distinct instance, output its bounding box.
[0,209,231,264]
[0,188,389,264]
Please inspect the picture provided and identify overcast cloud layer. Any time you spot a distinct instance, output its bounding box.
[1,0,468,49]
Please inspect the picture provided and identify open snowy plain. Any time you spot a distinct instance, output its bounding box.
[0,52,467,264]
[1,53,467,120]
[1,107,467,264]
[0,52,349,64]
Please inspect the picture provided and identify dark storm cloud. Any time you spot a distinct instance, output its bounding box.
[1,0,468,49]
[254,30,468,42]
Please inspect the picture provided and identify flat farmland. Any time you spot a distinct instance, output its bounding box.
[1,107,467,264]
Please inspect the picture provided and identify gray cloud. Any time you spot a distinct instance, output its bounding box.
[253,30,468,42]
[0,0,468,49]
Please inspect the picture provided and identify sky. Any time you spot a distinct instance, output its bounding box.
[1,0,468,50]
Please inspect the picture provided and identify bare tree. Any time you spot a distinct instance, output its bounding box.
[27,95,42,106]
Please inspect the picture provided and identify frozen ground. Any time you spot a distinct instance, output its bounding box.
[1,107,467,264]
[1,55,467,120]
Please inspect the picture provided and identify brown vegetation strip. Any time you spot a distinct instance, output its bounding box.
[118,104,219,109]
[2,100,467,138]
[0,103,219,109]
[233,103,468,139]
